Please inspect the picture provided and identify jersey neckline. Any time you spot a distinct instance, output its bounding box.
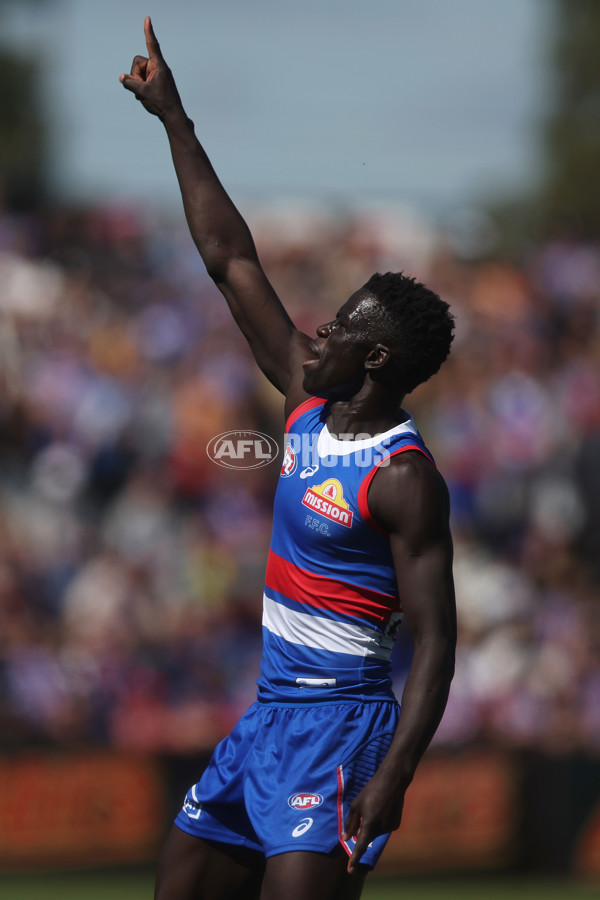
[317,414,417,458]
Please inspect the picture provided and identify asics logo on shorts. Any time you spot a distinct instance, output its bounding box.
[291,817,313,837]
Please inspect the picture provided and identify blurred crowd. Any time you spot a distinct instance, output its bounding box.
[0,198,598,756]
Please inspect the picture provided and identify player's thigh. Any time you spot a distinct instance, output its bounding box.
[155,825,265,900]
[260,849,368,900]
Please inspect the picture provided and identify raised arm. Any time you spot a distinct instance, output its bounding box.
[120,17,311,405]
[343,452,456,873]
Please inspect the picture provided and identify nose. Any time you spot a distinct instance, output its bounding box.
[316,321,332,337]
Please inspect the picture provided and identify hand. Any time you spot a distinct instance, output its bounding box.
[120,17,183,121]
[343,773,405,874]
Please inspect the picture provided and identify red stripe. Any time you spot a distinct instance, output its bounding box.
[285,397,327,433]
[337,765,352,859]
[357,444,436,534]
[265,549,400,626]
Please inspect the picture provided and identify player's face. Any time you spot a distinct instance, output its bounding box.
[302,290,386,399]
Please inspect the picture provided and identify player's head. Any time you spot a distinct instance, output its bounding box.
[303,271,454,401]
[360,271,455,395]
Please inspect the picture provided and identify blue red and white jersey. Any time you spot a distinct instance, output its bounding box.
[257,397,435,703]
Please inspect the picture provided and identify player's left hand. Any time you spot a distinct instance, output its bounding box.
[120,17,182,121]
[342,773,405,874]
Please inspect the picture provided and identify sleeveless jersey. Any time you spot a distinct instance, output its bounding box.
[257,397,435,704]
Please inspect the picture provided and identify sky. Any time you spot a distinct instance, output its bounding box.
[4,0,553,218]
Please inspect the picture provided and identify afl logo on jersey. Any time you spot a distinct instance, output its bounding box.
[288,792,323,810]
[301,478,354,528]
[281,443,298,477]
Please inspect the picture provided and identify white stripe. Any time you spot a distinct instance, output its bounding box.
[262,594,393,659]
[317,416,418,457]
[337,764,354,857]
[186,784,202,820]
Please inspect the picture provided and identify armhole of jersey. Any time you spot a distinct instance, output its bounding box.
[285,396,327,433]
[357,444,436,535]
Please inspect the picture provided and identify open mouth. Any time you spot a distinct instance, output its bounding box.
[302,343,320,367]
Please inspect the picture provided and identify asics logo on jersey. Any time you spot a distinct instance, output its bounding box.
[288,792,323,810]
[291,817,314,837]
[301,478,354,528]
[299,464,319,479]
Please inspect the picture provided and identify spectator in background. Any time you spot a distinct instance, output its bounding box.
[0,53,598,762]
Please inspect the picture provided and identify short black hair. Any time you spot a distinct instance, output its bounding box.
[362,271,454,394]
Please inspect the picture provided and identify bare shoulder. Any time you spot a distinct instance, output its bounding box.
[367,450,451,540]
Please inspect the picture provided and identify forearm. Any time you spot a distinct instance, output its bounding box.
[342,632,455,871]
[121,19,303,392]
[161,106,258,279]
[381,635,455,788]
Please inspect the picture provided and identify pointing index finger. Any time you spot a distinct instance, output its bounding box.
[347,829,371,874]
[144,16,163,60]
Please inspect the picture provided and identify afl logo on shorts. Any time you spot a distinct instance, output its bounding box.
[288,792,323,810]
[280,443,297,477]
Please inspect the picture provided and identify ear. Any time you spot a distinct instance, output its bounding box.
[364,344,391,371]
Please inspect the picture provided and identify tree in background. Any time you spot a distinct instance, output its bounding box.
[536,0,600,233]
[0,0,47,209]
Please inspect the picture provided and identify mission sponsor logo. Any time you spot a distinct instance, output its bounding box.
[301,478,353,528]
[288,792,324,810]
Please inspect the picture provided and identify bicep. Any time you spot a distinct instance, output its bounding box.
[213,256,312,398]
[370,457,456,643]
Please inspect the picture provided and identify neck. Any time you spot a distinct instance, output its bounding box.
[324,383,406,438]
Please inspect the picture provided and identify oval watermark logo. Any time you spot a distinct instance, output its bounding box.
[207,430,279,470]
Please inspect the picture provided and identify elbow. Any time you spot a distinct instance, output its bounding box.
[204,247,257,286]
[203,246,230,283]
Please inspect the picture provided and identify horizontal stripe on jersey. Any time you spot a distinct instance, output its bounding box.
[257,398,434,703]
[263,594,395,659]
[259,628,396,702]
[265,549,402,630]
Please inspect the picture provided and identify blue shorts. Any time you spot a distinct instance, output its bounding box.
[175,699,400,868]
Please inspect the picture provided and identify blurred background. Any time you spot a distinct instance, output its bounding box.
[1,0,600,896]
